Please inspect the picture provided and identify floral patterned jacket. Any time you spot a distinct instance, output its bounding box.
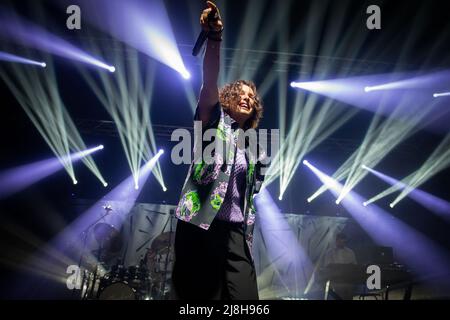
[175,102,266,254]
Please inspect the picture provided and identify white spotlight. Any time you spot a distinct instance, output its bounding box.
[433,92,450,98]
[389,203,394,208]
[109,66,116,73]
[361,165,369,170]
[73,180,78,185]
[182,71,191,79]
[302,160,309,166]
[135,185,139,190]
[41,62,47,68]
[363,202,368,207]
[163,187,167,192]
[278,195,283,201]
[364,86,372,92]
[103,182,108,187]
[335,199,340,205]
[99,145,104,150]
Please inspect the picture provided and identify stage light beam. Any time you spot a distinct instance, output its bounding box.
[181,71,191,80]
[0,145,104,200]
[74,0,190,79]
[305,160,450,281]
[0,51,46,68]
[433,92,450,98]
[0,12,115,72]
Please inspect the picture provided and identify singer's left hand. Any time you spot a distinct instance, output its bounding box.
[200,1,223,33]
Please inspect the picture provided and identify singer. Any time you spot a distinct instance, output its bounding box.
[171,1,266,300]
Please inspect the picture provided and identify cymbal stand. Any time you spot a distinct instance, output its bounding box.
[160,209,175,300]
[75,206,112,300]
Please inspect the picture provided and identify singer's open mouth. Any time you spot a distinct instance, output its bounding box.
[239,102,250,111]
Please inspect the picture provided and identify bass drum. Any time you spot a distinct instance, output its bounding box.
[98,281,137,300]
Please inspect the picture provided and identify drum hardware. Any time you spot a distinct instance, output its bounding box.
[74,204,123,300]
[148,210,176,300]
[159,226,174,299]
[97,256,151,300]
[77,207,176,300]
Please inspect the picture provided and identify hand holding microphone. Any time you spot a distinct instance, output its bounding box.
[193,1,223,56]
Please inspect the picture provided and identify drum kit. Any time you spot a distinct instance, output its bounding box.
[77,207,175,300]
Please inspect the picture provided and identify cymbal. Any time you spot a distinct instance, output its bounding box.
[94,223,123,252]
[151,232,175,252]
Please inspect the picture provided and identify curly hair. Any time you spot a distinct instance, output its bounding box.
[219,80,263,129]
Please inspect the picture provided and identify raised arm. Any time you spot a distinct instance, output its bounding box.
[198,1,223,124]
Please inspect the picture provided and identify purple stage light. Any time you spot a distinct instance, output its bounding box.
[363,70,450,92]
[0,11,115,72]
[433,92,450,98]
[0,145,104,199]
[364,166,450,220]
[362,165,408,192]
[304,160,450,280]
[290,71,450,130]
[181,71,191,80]
[50,149,164,254]
[255,188,313,294]
[290,74,406,116]
[0,51,46,67]
[68,0,190,79]
[105,149,163,202]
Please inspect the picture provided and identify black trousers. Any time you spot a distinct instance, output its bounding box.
[171,219,259,300]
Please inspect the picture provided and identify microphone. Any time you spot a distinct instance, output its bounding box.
[192,10,219,56]
[192,30,209,56]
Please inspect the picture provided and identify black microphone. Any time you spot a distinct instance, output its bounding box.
[192,10,219,56]
[192,30,208,56]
